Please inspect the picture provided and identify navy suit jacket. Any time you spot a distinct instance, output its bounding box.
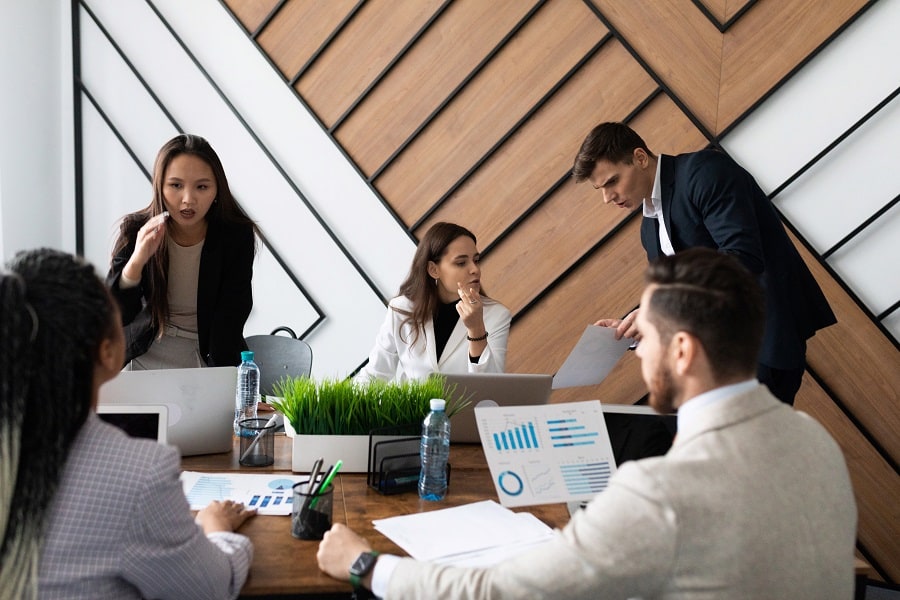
[640,151,836,369]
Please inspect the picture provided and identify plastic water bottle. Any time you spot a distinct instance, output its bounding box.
[233,350,260,435]
[419,398,450,501]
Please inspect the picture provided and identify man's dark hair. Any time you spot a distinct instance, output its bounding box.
[644,248,765,381]
[572,122,655,183]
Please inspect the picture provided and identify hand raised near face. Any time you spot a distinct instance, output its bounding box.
[456,281,485,332]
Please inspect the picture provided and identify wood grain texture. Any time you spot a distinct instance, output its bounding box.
[697,0,728,23]
[793,232,900,463]
[587,0,722,133]
[297,0,445,127]
[796,375,900,583]
[375,0,606,226]
[718,0,869,131]
[475,94,706,317]
[222,0,279,35]
[335,0,540,173]
[257,0,359,80]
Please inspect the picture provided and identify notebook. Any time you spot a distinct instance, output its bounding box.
[96,404,168,444]
[98,367,237,456]
[443,373,553,443]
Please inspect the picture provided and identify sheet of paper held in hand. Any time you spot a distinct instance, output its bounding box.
[180,472,306,515]
[475,400,617,507]
[372,500,556,566]
[552,325,633,389]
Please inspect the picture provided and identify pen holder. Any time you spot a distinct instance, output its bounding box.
[291,480,333,540]
[239,418,276,467]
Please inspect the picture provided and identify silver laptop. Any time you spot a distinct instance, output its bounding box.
[443,373,553,443]
[96,404,168,444]
[98,367,237,456]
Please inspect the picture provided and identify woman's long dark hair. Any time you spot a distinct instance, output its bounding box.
[395,222,489,347]
[0,248,118,597]
[110,134,255,333]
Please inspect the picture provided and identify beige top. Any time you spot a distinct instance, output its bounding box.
[166,236,203,333]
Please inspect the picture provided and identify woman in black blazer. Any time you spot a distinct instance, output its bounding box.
[107,134,256,368]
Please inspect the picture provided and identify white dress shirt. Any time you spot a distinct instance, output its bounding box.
[642,158,675,256]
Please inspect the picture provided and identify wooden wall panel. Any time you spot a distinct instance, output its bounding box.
[375,0,605,226]
[335,0,539,174]
[478,94,706,316]
[414,39,649,243]
[222,0,279,34]
[794,233,900,461]
[296,0,445,127]
[796,375,900,582]
[224,0,897,580]
[257,0,358,79]
[718,0,869,131]
[588,0,722,133]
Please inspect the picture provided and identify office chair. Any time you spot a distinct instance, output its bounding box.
[245,327,313,396]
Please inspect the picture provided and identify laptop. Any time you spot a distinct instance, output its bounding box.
[96,404,168,444]
[443,373,553,443]
[98,367,237,456]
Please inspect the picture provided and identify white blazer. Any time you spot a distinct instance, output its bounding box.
[356,296,511,382]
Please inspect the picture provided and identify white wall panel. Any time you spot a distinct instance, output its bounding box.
[78,0,397,377]
[774,98,899,251]
[722,0,900,193]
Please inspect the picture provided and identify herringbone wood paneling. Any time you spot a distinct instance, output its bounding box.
[226,0,898,581]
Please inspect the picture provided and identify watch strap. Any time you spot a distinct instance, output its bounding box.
[349,551,380,589]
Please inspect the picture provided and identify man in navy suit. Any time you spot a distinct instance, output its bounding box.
[571,122,836,405]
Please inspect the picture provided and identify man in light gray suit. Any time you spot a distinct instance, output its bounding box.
[316,248,858,600]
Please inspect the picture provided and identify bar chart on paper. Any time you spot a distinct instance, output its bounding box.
[475,401,616,507]
[180,472,305,515]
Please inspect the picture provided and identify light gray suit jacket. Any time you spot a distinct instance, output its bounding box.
[38,415,253,599]
[357,295,512,383]
[387,385,857,599]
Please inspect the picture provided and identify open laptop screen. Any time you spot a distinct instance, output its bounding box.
[96,404,168,443]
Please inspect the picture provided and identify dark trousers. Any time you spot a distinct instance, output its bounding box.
[757,362,805,406]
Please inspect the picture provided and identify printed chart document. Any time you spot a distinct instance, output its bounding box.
[373,500,556,566]
[180,471,306,515]
[475,400,616,507]
[552,325,632,389]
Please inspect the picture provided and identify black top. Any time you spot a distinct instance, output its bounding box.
[433,301,461,362]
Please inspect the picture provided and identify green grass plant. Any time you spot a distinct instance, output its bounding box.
[270,374,469,436]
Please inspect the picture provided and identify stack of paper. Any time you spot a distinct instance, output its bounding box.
[373,500,557,567]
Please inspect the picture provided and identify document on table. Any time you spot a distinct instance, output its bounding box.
[180,471,306,515]
[552,325,633,389]
[475,400,617,507]
[373,500,556,566]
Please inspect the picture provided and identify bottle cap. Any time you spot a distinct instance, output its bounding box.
[430,398,446,411]
[241,350,254,361]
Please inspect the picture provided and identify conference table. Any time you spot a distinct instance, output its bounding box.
[181,434,570,598]
[183,434,872,599]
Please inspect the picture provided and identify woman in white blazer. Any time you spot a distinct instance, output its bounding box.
[356,222,511,382]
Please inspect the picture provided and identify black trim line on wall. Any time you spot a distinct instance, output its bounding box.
[480,87,662,259]
[410,32,614,233]
[288,0,366,87]
[877,299,899,322]
[76,0,326,332]
[368,0,549,183]
[72,0,85,255]
[329,0,453,134]
[823,193,900,260]
[252,0,288,39]
[215,0,415,245]
[717,0,879,139]
[581,0,715,144]
[689,0,759,33]
[143,0,388,303]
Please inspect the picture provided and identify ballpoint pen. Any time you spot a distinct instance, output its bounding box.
[308,457,324,492]
[238,413,280,462]
[309,459,342,509]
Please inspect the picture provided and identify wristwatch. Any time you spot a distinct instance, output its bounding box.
[349,551,380,589]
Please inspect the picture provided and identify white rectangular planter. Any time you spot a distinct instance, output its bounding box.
[284,421,414,473]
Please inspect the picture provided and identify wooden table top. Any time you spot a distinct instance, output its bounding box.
[182,435,569,596]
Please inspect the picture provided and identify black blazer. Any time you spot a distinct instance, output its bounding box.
[640,151,836,369]
[108,216,255,367]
